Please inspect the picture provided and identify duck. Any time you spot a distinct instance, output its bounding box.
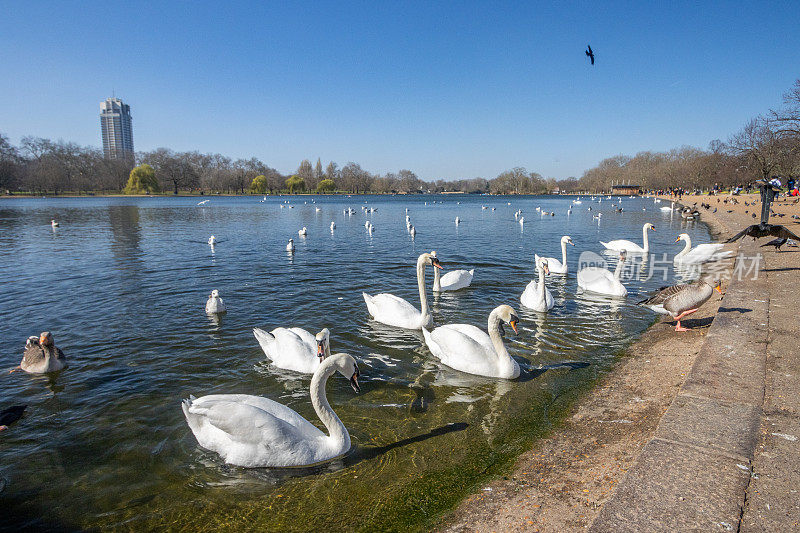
[536,235,574,274]
[521,257,555,312]
[422,305,520,379]
[182,353,360,467]
[577,251,628,297]
[431,251,474,292]
[17,332,67,374]
[363,252,441,329]
[298,227,307,237]
[253,327,330,374]
[673,233,733,264]
[638,278,722,331]
[205,289,226,314]
[286,238,295,253]
[600,223,655,253]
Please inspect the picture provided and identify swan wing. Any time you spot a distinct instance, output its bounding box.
[439,269,474,291]
[258,328,318,373]
[602,239,642,252]
[183,395,325,467]
[424,324,498,375]
[577,268,627,296]
[364,292,422,328]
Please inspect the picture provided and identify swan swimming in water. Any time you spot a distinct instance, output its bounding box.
[536,235,574,274]
[253,327,330,374]
[286,238,295,253]
[298,227,307,237]
[16,332,67,374]
[208,235,217,246]
[422,304,520,379]
[182,352,360,468]
[363,252,441,329]
[577,251,628,297]
[51,219,59,227]
[431,251,474,292]
[520,257,555,312]
[672,233,733,264]
[330,221,336,231]
[205,289,226,314]
[600,223,655,253]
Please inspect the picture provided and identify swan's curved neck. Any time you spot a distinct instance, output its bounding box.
[614,260,625,280]
[487,312,515,375]
[676,236,691,258]
[561,240,568,265]
[537,264,547,298]
[432,262,441,292]
[642,225,650,252]
[417,256,431,324]
[310,364,350,449]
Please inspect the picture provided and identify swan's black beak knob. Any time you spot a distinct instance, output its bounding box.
[350,367,361,393]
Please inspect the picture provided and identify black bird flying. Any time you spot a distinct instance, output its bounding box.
[726,222,800,243]
[585,45,594,65]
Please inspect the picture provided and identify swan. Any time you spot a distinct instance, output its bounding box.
[198,199,210,205]
[519,217,524,226]
[16,332,67,374]
[363,252,441,329]
[330,221,336,230]
[410,225,416,238]
[205,289,227,314]
[253,327,330,373]
[51,219,59,227]
[431,252,474,292]
[577,251,628,297]
[422,304,520,379]
[521,257,555,312]
[298,227,307,236]
[638,278,722,331]
[536,235,574,274]
[455,216,460,225]
[673,233,733,264]
[208,235,217,245]
[286,238,295,252]
[600,223,655,253]
[182,352,360,468]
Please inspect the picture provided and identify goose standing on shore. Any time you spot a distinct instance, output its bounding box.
[536,236,574,274]
[520,257,555,312]
[363,252,441,329]
[600,223,655,253]
[253,327,330,374]
[638,278,722,331]
[422,305,521,379]
[431,251,474,292]
[182,352,360,467]
[15,332,67,374]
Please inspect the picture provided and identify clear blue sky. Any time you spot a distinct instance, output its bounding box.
[1,1,798,180]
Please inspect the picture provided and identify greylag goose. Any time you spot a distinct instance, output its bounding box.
[17,332,67,373]
[638,278,722,331]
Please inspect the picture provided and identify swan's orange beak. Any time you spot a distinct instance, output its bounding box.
[651,226,656,231]
[715,284,723,294]
[509,319,518,334]
[317,341,324,357]
[432,259,443,269]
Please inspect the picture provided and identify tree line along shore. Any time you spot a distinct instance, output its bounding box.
[2,79,798,197]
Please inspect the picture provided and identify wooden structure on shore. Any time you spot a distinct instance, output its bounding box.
[611,184,642,196]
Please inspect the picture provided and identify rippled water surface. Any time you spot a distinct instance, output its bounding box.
[1,194,713,531]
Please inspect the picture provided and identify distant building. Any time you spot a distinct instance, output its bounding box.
[611,184,642,196]
[100,97,133,160]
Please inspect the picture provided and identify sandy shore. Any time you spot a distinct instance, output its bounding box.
[437,194,774,532]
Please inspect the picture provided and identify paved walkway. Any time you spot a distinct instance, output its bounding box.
[591,203,800,531]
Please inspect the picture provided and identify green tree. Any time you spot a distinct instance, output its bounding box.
[286,174,305,193]
[317,178,335,193]
[250,174,267,194]
[123,164,159,194]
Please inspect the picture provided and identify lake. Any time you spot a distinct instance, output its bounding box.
[1,194,710,531]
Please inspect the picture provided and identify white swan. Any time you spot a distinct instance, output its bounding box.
[182,352,360,468]
[422,304,520,379]
[521,257,555,312]
[286,238,295,252]
[205,289,226,314]
[455,216,460,225]
[410,225,416,238]
[431,252,474,292]
[208,235,217,246]
[253,327,330,374]
[673,233,733,264]
[577,251,628,297]
[536,235,574,274]
[298,227,307,236]
[330,221,336,230]
[363,252,441,329]
[51,219,59,227]
[600,223,655,253]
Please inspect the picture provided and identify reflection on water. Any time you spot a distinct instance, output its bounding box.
[0,194,717,530]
